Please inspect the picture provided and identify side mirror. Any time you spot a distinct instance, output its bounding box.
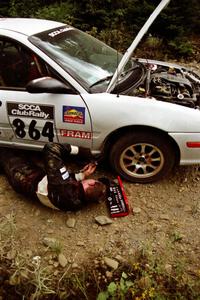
[26,77,77,94]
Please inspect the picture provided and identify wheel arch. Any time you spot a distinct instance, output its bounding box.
[103,125,180,165]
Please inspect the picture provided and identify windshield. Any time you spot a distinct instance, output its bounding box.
[29,26,126,91]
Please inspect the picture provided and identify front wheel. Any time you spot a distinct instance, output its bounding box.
[109,131,176,183]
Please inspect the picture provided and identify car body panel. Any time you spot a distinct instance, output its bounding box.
[81,92,200,165]
[169,132,200,164]
[82,93,200,135]
[0,90,92,149]
[0,18,64,36]
[107,0,171,92]
[138,58,193,71]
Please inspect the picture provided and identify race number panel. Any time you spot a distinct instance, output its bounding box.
[7,102,56,142]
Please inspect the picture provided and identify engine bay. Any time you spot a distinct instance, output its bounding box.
[127,60,200,109]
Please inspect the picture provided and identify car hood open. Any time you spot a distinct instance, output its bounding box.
[106,0,171,93]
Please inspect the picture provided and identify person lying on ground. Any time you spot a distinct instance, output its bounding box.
[0,143,106,211]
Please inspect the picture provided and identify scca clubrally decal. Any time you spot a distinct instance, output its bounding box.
[63,106,85,124]
[7,103,54,119]
[7,102,55,142]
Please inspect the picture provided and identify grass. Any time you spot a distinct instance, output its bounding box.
[191,200,200,216]
[0,215,200,299]
[1,248,200,299]
[0,212,16,256]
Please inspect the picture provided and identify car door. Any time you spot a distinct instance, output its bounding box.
[0,37,92,149]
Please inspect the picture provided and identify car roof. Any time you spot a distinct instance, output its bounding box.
[0,18,65,36]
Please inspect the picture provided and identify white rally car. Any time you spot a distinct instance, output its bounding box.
[1,0,200,183]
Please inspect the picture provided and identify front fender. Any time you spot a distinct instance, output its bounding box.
[82,93,200,150]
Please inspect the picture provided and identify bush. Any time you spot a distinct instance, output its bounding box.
[168,38,194,58]
[9,0,40,17]
[32,2,74,24]
[3,0,200,60]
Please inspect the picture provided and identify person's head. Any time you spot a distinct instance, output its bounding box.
[81,179,106,203]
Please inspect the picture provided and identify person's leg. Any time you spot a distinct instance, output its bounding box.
[0,148,45,197]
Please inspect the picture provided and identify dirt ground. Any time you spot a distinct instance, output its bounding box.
[0,159,200,273]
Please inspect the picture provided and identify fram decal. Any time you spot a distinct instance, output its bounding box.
[63,106,85,124]
[60,129,92,139]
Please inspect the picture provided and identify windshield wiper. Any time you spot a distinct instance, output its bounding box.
[89,75,113,88]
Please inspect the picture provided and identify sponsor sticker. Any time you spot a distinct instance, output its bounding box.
[60,166,67,173]
[63,106,85,124]
[6,102,55,142]
[48,27,70,38]
[60,129,92,139]
[62,171,69,180]
[7,103,53,120]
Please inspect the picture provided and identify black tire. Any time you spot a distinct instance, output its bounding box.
[109,131,176,183]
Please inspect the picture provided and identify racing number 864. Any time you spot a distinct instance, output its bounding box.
[12,118,54,142]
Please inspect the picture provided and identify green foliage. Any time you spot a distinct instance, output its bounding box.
[0,0,10,16]
[168,38,194,58]
[136,35,164,59]
[88,27,131,52]
[97,272,133,300]
[1,0,200,58]
[33,2,74,24]
[67,0,128,31]
[1,241,200,299]
[9,0,40,17]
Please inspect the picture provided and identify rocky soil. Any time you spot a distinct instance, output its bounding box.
[0,161,200,274]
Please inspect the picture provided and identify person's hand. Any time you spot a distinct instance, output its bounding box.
[81,163,96,177]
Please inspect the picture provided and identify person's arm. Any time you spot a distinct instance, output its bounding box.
[42,143,96,211]
[75,162,97,181]
[43,142,93,160]
[62,144,93,160]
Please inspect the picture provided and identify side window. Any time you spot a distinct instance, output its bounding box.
[0,38,49,88]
